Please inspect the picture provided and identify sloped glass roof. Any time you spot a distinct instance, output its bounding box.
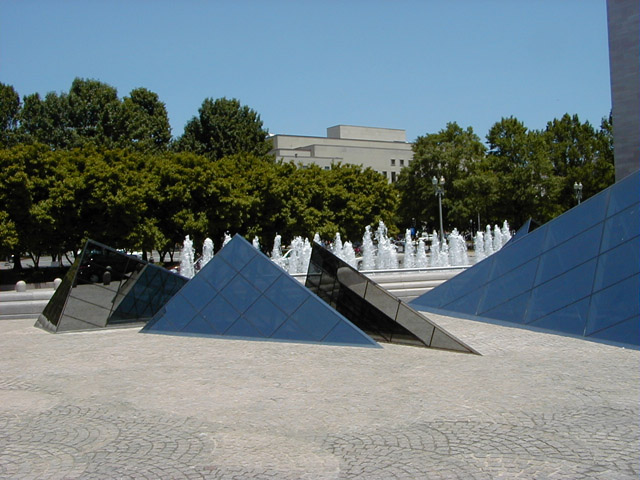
[141,235,379,348]
[36,240,187,333]
[410,170,640,348]
[306,243,478,353]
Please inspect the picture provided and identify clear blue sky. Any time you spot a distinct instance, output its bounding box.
[1,0,611,143]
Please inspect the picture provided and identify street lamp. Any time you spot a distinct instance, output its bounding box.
[574,182,583,205]
[432,175,445,243]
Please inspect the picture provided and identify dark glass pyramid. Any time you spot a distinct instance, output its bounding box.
[410,170,640,348]
[305,243,478,353]
[141,235,379,348]
[35,240,187,333]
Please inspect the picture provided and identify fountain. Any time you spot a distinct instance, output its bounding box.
[447,229,470,266]
[374,221,398,270]
[474,231,486,263]
[271,234,287,270]
[179,235,195,279]
[252,236,260,250]
[201,238,214,269]
[342,241,358,269]
[222,232,232,248]
[331,232,344,260]
[416,237,428,268]
[361,226,376,270]
[403,229,416,269]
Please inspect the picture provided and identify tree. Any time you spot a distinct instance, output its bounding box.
[175,97,270,160]
[484,117,561,227]
[396,122,486,233]
[542,113,613,211]
[0,83,20,147]
[107,87,172,152]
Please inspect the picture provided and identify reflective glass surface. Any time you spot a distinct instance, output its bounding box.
[585,275,640,336]
[593,238,640,292]
[410,170,640,348]
[600,203,640,252]
[478,259,537,313]
[141,235,378,347]
[533,225,602,287]
[36,240,186,333]
[527,298,589,336]
[543,188,609,247]
[306,243,475,353]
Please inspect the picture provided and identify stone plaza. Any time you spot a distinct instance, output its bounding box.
[1,311,638,479]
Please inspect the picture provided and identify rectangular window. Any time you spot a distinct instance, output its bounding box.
[400,159,404,166]
[382,171,387,178]
[390,159,396,166]
[391,172,397,183]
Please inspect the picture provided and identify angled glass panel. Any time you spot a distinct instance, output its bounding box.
[489,225,547,278]
[544,189,609,247]
[363,283,400,319]
[289,297,341,341]
[534,224,602,287]
[220,273,261,314]
[527,298,589,336]
[588,317,639,346]
[585,275,640,337]
[264,274,310,316]
[336,266,368,297]
[39,256,81,328]
[271,318,315,342]
[430,328,472,353]
[441,284,486,315]
[216,235,257,271]
[243,296,287,337]
[525,259,597,323]
[413,255,496,309]
[239,255,282,291]
[395,303,435,344]
[225,316,264,338]
[593,238,640,292]
[198,256,238,291]
[600,203,640,252]
[479,258,537,313]
[183,315,218,336]
[199,294,238,334]
[481,291,531,324]
[180,275,218,311]
[322,320,378,347]
[144,292,199,332]
[605,170,639,216]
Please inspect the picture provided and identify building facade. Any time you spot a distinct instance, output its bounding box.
[269,125,414,183]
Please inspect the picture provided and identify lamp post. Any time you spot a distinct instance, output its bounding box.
[574,182,583,205]
[432,175,445,244]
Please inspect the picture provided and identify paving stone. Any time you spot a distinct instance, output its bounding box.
[0,315,638,479]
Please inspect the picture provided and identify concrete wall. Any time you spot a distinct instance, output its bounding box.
[326,125,407,142]
[269,126,413,182]
[607,0,640,181]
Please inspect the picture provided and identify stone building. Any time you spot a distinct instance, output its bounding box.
[269,125,413,183]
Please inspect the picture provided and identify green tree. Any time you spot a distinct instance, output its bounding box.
[175,97,270,160]
[484,117,561,227]
[396,122,486,233]
[0,83,20,147]
[542,113,613,211]
[107,87,172,152]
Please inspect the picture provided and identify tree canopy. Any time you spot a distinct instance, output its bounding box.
[174,97,270,160]
[0,78,614,269]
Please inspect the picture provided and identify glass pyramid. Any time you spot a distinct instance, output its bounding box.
[410,170,640,348]
[141,235,379,348]
[305,243,478,353]
[35,240,187,333]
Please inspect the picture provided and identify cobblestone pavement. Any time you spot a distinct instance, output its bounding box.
[0,314,638,479]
